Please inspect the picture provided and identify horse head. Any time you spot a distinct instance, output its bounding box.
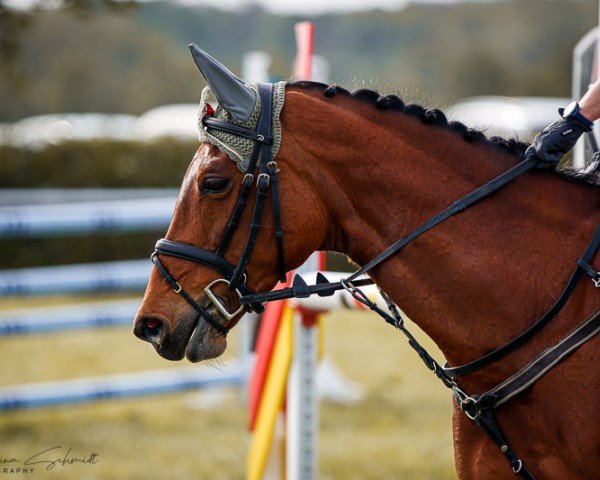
[133,46,327,362]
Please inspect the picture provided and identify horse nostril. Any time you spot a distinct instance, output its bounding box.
[145,317,161,331]
[137,316,164,343]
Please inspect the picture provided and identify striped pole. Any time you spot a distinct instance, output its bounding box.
[286,23,325,480]
[0,364,244,411]
[0,197,176,238]
[0,259,151,296]
[0,299,140,336]
[246,21,326,480]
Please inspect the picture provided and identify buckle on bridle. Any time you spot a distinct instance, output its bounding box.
[203,278,245,321]
[257,173,270,188]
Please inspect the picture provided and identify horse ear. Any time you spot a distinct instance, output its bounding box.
[188,43,257,124]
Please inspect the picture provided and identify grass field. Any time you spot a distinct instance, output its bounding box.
[0,297,456,479]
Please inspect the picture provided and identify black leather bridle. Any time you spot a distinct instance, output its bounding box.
[150,81,600,478]
[151,82,287,335]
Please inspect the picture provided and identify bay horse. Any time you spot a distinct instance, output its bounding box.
[134,46,600,479]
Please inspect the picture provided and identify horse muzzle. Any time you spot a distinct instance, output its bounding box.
[134,292,234,362]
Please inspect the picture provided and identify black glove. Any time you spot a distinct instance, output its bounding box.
[525,110,592,165]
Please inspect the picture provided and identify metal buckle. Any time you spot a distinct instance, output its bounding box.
[203,278,244,321]
[256,173,270,188]
[594,277,600,288]
[172,282,182,294]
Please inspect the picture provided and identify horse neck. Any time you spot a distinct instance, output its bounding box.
[284,90,598,375]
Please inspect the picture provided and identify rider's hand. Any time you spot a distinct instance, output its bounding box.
[525,104,593,166]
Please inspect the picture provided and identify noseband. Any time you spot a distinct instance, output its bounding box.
[151,83,287,334]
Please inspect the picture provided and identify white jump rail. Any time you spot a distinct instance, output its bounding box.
[0,298,140,336]
[0,363,244,411]
[0,196,176,237]
[0,259,151,296]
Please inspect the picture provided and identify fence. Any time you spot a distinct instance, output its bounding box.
[3,21,342,480]
[0,190,245,411]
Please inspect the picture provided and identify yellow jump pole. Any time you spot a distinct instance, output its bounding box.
[247,304,294,480]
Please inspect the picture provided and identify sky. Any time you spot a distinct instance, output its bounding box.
[4,0,499,15]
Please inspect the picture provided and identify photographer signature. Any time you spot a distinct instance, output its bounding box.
[1,446,99,472]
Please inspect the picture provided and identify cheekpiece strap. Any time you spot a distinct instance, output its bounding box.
[226,83,275,291]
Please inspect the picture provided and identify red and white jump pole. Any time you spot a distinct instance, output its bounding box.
[285,21,324,480]
[246,22,326,480]
[246,22,378,480]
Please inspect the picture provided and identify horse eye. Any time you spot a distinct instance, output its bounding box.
[201,177,230,194]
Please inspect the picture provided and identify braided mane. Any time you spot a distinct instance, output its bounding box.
[290,81,600,188]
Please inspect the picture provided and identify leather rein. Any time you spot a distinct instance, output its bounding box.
[151,83,600,479]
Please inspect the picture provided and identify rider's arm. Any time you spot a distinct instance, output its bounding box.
[579,79,600,122]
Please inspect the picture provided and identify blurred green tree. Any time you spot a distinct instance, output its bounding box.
[0,0,597,121]
[0,0,135,92]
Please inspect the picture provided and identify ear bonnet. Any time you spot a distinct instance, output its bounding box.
[190,44,286,171]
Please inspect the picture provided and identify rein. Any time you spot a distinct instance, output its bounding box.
[151,81,600,477]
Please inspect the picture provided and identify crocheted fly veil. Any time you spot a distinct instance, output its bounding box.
[189,44,285,172]
[197,83,285,171]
